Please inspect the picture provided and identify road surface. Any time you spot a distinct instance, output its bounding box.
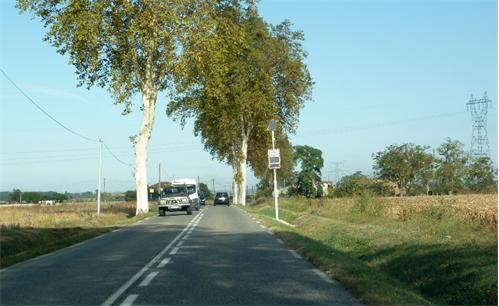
[1,205,360,305]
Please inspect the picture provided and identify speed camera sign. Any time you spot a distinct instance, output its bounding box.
[268,149,281,169]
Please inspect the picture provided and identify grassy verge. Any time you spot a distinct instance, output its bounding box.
[0,202,155,268]
[240,194,498,305]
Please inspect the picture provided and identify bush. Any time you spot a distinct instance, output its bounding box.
[351,192,385,217]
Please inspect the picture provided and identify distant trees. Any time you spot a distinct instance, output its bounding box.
[372,143,434,196]
[333,172,397,198]
[371,139,497,196]
[290,145,324,198]
[9,190,68,203]
[198,183,212,198]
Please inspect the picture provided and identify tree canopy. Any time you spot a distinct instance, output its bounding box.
[167,5,312,204]
[291,145,324,198]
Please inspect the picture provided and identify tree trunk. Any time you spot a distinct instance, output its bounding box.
[238,133,248,206]
[135,82,157,215]
[232,174,239,205]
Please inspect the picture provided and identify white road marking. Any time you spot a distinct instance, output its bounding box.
[94,235,104,240]
[288,249,302,259]
[101,211,204,306]
[260,225,266,229]
[312,268,334,284]
[139,271,159,287]
[181,235,189,240]
[256,221,261,224]
[276,238,284,244]
[176,241,184,247]
[119,294,139,306]
[170,247,179,255]
[157,258,171,268]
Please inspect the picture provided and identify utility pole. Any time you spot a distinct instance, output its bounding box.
[103,178,106,204]
[97,138,103,216]
[267,120,280,221]
[212,179,215,196]
[158,163,161,198]
[467,92,491,157]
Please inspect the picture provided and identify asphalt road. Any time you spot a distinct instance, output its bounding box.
[1,205,360,306]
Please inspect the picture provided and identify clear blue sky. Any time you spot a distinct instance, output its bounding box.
[1,0,497,192]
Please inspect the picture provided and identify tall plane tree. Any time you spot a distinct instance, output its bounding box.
[17,0,222,214]
[168,7,312,204]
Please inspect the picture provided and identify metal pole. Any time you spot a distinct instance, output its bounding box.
[103,178,106,204]
[97,138,103,216]
[272,130,279,220]
[158,163,161,201]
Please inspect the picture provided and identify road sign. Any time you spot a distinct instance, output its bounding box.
[268,149,281,169]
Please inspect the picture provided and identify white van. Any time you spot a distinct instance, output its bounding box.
[158,178,200,216]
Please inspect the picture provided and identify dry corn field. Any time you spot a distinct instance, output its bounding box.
[381,194,498,227]
[0,202,147,229]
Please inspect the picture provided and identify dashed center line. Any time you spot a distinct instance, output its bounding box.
[276,238,284,244]
[170,247,179,255]
[176,241,184,247]
[119,294,139,306]
[139,272,159,287]
[157,258,171,268]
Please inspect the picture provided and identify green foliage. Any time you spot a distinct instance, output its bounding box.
[434,138,469,195]
[167,5,312,178]
[9,190,67,203]
[351,191,386,217]
[124,190,136,202]
[333,172,397,197]
[291,145,324,198]
[464,156,497,193]
[198,182,212,198]
[17,0,220,111]
[373,143,434,195]
[10,189,21,202]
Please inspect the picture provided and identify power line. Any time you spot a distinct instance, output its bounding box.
[103,142,133,167]
[1,68,98,143]
[2,68,134,167]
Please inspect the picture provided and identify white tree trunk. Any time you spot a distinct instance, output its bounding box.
[232,164,239,204]
[238,134,248,206]
[135,82,157,215]
[232,176,239,205]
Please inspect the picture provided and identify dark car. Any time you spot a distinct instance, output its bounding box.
[214,192,230,206]
[198,192,206,206]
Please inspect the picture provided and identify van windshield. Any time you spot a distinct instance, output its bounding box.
[163,186,187,197]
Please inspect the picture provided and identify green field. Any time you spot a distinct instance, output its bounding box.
[241,194,498,305]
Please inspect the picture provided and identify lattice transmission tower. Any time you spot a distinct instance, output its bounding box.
[466,92,492,157]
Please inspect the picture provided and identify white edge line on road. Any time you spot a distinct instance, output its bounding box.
[157,257,171,268]
[119,294,139,306]
[276,238,284,244]
[289,249,302,259]
[138,271,159,287]
[312,268,334,284]
[101,211,203,306]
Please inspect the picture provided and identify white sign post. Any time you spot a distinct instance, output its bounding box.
[268,120,280,221]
